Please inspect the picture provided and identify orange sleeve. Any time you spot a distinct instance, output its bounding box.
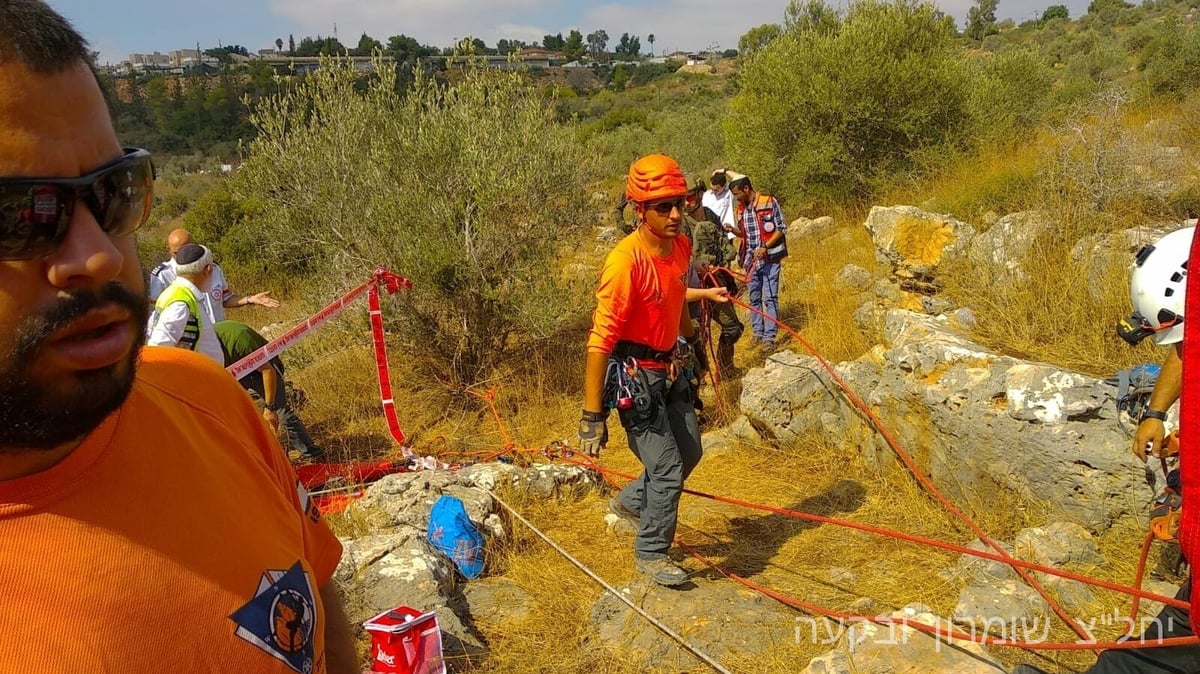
[257,428,344,585]
[586,248,636,354]
[141,348,343,584]
[234,385,343,585]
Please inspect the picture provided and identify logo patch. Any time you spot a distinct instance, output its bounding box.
[296,480,322,523]
[231,561,319,674]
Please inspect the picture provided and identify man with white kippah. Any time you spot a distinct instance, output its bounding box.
[149,228,280,322]
[146,243,224,364]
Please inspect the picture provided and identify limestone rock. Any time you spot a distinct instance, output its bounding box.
[590,577,797,670]
[791,215,836,240]
[864,206,976,282]
[836,264,875,291]
[740,310,1158,531]
[966,211,1054,283]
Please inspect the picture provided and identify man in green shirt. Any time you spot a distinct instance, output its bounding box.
[685,180,745,374]
[214,320,325,462]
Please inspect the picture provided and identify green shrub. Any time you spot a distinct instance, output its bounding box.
[153,190,190,220]
[966,48,1056,141]
[228,56,595,385]
[1139,19,1200,98]
[630,60,683,85]
[725,0,969,202]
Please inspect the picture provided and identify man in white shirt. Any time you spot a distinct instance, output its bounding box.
[702,169,737,241]
[148,228,279,322]
[147,244,225,365]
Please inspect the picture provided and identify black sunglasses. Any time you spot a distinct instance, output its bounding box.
[647,198,685,216]
[0,148,155,261]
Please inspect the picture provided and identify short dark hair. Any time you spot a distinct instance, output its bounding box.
[730,176,752,191]
[0,0,92,73]
[710,172,727,187]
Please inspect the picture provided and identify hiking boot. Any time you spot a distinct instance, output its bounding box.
[636,557,689,586]
[608,497,640,526]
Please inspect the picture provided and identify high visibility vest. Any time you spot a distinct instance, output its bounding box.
[737,194,789,264]
[153,282,202,351]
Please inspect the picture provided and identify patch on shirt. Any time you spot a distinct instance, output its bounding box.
[297,480,322,524]
[230,561,319,674]
[761,213,776,233]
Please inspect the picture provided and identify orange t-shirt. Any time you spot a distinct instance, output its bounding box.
[587,229,692,357]
[0,347,343,674]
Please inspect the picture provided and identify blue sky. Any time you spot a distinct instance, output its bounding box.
[50,0,1092,66]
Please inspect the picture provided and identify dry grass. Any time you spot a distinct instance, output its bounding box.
[273,202,1160,673]
[169,94,1199,673]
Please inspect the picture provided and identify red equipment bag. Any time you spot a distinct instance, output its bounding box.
[362,606,446,674]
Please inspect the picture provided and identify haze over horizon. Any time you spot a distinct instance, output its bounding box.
[50,0,1093,65]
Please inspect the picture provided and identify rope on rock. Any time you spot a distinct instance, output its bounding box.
[490,491,734,674]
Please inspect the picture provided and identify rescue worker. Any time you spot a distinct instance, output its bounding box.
[148,228,280,321]
[578,154,729,586]
[215,320,326,462]
[1018,227,1197,674]
[146,243,224,365]
[728,172,788,349]
[1128,227,1192,462]
[0,4,355,669]
[686,178,744,374]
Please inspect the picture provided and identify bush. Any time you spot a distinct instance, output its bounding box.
[224,57,595,385]
[1139,19,1200,99]
[725,0,969,202]
[965,47,1056,141]
[630,60,682,86]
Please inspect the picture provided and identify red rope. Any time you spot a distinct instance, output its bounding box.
[726,295,1099,645]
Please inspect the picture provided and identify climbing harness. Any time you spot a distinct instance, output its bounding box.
[1109,363,1162,435]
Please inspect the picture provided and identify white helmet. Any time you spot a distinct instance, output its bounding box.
[1130,226,1193,345]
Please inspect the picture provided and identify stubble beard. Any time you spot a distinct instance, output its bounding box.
[0,281,148,451]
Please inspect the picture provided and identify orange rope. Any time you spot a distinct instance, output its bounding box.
[727,295,1098,645]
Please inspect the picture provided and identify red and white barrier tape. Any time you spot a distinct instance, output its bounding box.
[226,266,413,445]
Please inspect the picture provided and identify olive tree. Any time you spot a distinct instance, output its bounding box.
[725,0,969,202]
[225,57,595,384]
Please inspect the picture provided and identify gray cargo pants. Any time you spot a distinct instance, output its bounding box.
[612,367,703,560]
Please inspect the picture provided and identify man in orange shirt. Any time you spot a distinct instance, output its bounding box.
[580,154,728,586]
[0,3,356,672]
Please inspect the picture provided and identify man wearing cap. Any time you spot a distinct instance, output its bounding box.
[147,243,225,364]
[149,227,280,322]
[0,3,355,672]
[579,154,728,586]
[729,173,788,349]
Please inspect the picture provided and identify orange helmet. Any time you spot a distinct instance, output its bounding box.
[626,154,688,203]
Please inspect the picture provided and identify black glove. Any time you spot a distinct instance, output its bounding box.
[578,411,608,457]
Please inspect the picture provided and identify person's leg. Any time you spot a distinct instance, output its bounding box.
[1083,578,1195,673]
[267,375,323,460]
[747,264,765,341]
[666,375,703,483]
[616,371,687,573]
[712,302,744,372]
[760,262,782,344]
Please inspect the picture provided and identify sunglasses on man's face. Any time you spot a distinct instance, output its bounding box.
[647,198,685,216]
[0,148,155,261]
